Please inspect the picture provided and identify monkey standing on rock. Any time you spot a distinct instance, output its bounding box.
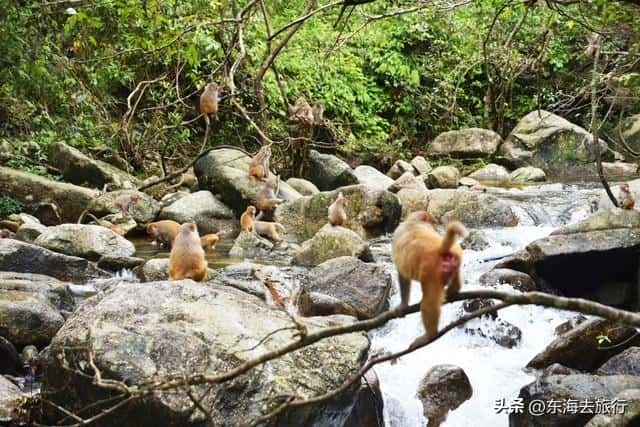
[619,183,635,209]
[169,223,207,282]
[328,192,347,226]
[115,193,140,216]
[256,179,284,220]
[392,211,467,348]
[248,145,272,181]
[240,206,256,232]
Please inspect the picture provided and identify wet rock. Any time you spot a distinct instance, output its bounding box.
[88,190,160,225]
[35,224,135,261]
[597,347,640,376]
[416,364,472,427]
[462,298,497,319]
[229,230,273,259]
[343,370,384,427]
[600,161,640,179]
[511,374,640,427]
[411,156,432,175]
[0,239,108,282]
[303,150,359,191]
[159,191,189,207]
[479,269,536,292]
[354,165,395,191]
[554,315,588,336]
[194,148,301,214]
[540,363,582,377]
[461,230,491,251]
[14,221,47,244]
[0,336,19,375]
[586,388,640,427]
[0,166,100,223]
[527,319,640,371]
[464,316,522,348]
[298,256,391,319]
[510,166,547,183]
[426,166,460,189]
[468,163,510,184]
[292,224,373,267]
[42,281,369,426]
[427,128,502,158]
[387,171,427,193]
[158,190,235,235]
[48,141,138,190]
[97,255,145,272]
[387,159,415,179]
[213,262,291,300]
[286,177,320,196]
[0,375,22,423]
[274,185,401,242]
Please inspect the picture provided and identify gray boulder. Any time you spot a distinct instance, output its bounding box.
[597,347,640,376]
[427,166,460,189]
[354,165,395,191]
[159,190,236,235]
[427,128,502,158]
[510,166,546,183]
[286,178,320,196]
[35,224,135,261]
[467,163,510,184]
[416,364,472,427]
[302,150,359,191]
[411,156,432,175]
[292,224,373,267]
[586,388,640,427]
[387,160,415,179]
[479,269,536,292]
[88,190,161,225]
[388,171,427,193]
[135,258,216,283]
[0,376,23,423]
[229,230,273,259]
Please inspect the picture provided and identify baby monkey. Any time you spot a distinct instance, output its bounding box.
[619,183,635,210]
[328,192,347,226]
[392,211,466,348]
[240,206,256,232]
[248,145,271,181]
[115,193,140,216]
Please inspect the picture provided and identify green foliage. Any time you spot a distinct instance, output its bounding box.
[0,195,23,218]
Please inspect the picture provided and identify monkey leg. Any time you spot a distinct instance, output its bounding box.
[420,282,445,340]
[393,274,412,315]
[445,270,462,300]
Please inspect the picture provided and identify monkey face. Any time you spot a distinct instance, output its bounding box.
[246,206,256,215]
[406,211,437,225]
[182,223,197,233]
[146,224,157,236]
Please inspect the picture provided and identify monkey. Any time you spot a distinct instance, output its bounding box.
[392,211,467,348]
[619,183,635,209]
[584,32,601,57]
[254,221,285,242]
[328,192,347,226]
[146,220,181,248]
[287,97,314,126]
[200,83,221,126]
[248,145,272,181]
[85,213,126,236]
[0,228,14,238]
[312,101,324,125]
[169,222,207,282]
[115,193,140,216]
[256,179,284,220]
[200,233,220,252]
[240,206,256,232]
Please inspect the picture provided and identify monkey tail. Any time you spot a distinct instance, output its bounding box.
[439,221,467,254]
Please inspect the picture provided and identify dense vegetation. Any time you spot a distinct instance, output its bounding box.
[1,0,639,177]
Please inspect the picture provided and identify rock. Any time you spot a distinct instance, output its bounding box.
[458,177,481,187]
[0,166,100,223]
[601,161,640,179]
[0,375,22,423]
[510,166,547,183]
[0,239,108,282]
[461,230,491,251]
[554,315,588,336]
[42,281,369,426]
[411,156,432,175]
[136,258,217,283]
[298,257,391,319]
[48,141,138,189]
[479,269,536,292]
[34,224,135,261]
[467,163,510,184]
[14,221,47,243]
[302,150,359,191]
[292,224,373,267]
[274,185,401,242]
[99,214,138,236]
[498,110,616,177]
[229,230,273,259]
[540,363,582,377]
[387,160,415,179]
[464,315,522,348]
[427,128,502,158]
[354,165,395,191]
[387,171,427,193]
[426,166,460,189]
[0,272,75,312]
[343,370,384,427]
[416,364,472,427]
[212,262,303,301]
[0,336,19,375]
[97,255,145,272]
[597,347,640,376]
[511,375,640,427]
[527,319,640,371]
[90,145,131,172]
[0,140,13,162]
[586,388,640,427]
[88,190,160,225]
[32,202,62,225]
[158,190,235,235]
[194,148,302,214]
[462,298,498,319]
[286,178,320,196]
[159,191,189,207]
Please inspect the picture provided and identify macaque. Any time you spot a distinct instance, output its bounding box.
[86,213,126,236]
[248,145,272,181]
[256,179,284,220]
[169,222,207,282]
[200,233,220,252]
[146,220,181,248]
[392,211,467,348]
[619,183,635,209]
[115,193,140,216]
[287,97,314,126]
[254,221,285,242]
[240,206,256,232]
[312,101,324,125]
[584,32,601,57]
[328,192,347,226]
[0,228,14,238]
[200,83,221,125]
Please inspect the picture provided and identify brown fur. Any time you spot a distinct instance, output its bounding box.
[328,192,347,226]
[169,223,207,282]
[619,183,635,210]
[200,83,221,126]
[392,211,466,347]
[288,97,314,125]
[0,229,14,238]
[147,220,181,248]
[312,101,324,125]
[240,206,256,232]
[200,233,220,252]
[254,221,285,242]
[248,145,271,181]
[256,179,284,220]
[115,193,140,215]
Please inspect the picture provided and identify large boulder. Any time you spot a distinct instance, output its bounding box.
[353,165,395,191]
[0,239,108,282]
[411,156,432,175]
[42,281,369,426]
[509,166,546,183]
[586,388,640,427]
[35,224,135,261]
[527,319,640,371]
[48,141,138,190]
[342,370,384,427]
[600,161,639,179]
[479,268,536,292]
[427,128,502,158]
[419,189,518,227]
[0,376,23,423]
[467,163,510,184]
[158,190,236,236]
[303,150,359,191]
[274,185,401,242]
[596,347,640,376]
[213,262,305,302]
[194,148,301,214]
[387,160,415,180]
[292,224,373,267]
[427,166,460,189]
[498,110,616,177]
[0,166,100,223]
[87,190,161,225]
[298,257,391,319]
[285,178,319,196]
[229,230,274,259]
[387,172,427,193]
[416,364,472,427]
